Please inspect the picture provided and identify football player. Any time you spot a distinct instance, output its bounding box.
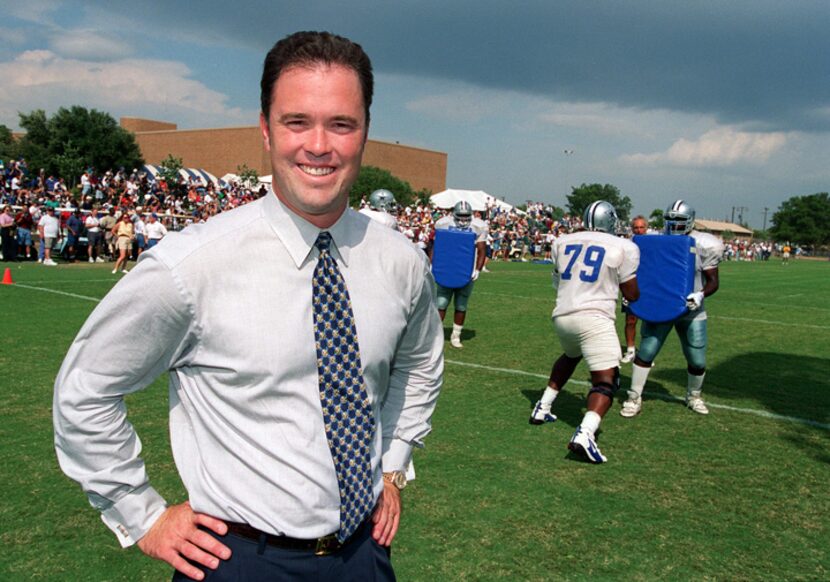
[530,201,640,463]
[430,201,488,349]
[621,199,724,417]
[359,188,399,230]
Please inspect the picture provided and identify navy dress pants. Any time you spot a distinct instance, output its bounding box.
[172,523,395,581]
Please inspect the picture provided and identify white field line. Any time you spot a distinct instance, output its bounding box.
[714,315,830,330]
[477,292,830,330]
[12,283,828,429]
[18,278,117,284]
[11,283,103,303]
[446,359,830,431]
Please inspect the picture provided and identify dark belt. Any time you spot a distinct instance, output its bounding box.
[225,520,368,556]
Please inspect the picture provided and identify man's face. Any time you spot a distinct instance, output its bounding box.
[260,64,367,228]
[631,219,647,235]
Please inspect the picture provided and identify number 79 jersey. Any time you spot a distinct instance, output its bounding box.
[551,230,640,320]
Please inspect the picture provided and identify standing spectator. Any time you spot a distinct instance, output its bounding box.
[85,209,105,263]
[15,206,34,260]
[132,208,147,258]
[111,212,134,274]
[0,204,16,261]
[65,209,83,262]
[38,207,60,266]
[80,171,91,197]
[99,208,116,260]
[144,213,167,249]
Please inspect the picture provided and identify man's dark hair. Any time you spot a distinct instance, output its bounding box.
[260,31,374,124]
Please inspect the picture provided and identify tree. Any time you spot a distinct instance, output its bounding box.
[349,165,423,208]
[769,192,830,246]
[159,154,184,194]
[236,163,260,188]
[17,110,50,172]
[16,106,143,183]
[566,183,632,222]
[54,141,85,188]
[649,208,664,230]
[0,124,18,163]
[721,229,735,242]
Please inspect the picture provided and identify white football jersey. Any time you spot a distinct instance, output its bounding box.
[683,230,724,320]
[359,207,398,230]
[552,231,639,320]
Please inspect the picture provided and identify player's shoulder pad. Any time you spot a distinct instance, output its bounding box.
[692,230,725,256]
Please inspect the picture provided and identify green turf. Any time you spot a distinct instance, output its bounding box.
[1,258,828,581]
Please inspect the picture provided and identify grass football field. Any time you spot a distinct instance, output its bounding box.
[1,257,828,581]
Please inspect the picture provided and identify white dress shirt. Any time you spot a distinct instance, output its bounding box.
[54,191,444,547]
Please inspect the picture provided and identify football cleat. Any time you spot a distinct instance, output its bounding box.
[529,401,557,425]
[620,397,642,418]
[686,396,709,415]
[568,426,607,463]
[450,335,463,349]
[620,348,636,364]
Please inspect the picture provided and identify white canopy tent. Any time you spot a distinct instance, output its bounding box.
[430,189,523,214]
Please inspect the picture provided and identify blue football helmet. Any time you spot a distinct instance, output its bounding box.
[665,200,695,235]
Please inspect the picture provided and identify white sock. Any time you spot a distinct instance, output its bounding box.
[625,346,635,354]
[451,324,463,338]
[540,387,558,407]
[687,372,705,398]
[581,410,602,435]
[628,363,651,401]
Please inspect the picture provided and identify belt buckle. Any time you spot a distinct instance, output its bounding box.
[314,534,341,556]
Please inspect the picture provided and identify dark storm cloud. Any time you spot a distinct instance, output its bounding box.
[79,0,830,131]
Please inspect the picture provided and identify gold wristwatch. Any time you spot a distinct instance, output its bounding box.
[382,471,407,490]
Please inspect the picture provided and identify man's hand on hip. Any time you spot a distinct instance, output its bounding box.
[371,484,401,547]
[137,501,231,581]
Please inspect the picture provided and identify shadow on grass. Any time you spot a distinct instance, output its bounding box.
[650,351,830,462]
[707,351,830,462]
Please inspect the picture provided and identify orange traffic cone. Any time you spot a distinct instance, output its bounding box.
[2,267,12,285]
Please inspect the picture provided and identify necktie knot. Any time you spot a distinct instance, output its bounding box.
[315,231,332,254]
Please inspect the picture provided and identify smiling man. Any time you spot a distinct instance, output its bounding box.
[54,31,444,581]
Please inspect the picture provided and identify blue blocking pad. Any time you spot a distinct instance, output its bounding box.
[630,235,696,323]
[432,229,476,289]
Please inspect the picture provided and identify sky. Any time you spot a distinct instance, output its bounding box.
[1,1,828,227]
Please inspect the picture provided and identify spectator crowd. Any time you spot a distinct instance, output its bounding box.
[0,158,799,266]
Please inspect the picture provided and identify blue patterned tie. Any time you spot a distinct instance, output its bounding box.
[312,231,376,542]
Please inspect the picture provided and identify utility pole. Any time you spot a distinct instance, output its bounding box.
[731,206,736,223]
[737,206,748,227]
[763,207,769,231]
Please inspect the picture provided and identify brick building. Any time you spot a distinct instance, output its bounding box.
[121,117,447,194]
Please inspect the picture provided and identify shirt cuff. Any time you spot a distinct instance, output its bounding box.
[100,485,167,548]
[381,438,412,475]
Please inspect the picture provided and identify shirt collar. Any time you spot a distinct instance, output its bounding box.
[262,189,364,269]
